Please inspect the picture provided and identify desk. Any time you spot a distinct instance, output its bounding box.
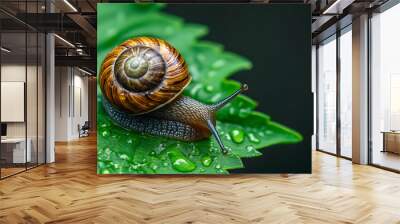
[382,131,400,154]
[1,138,31,163]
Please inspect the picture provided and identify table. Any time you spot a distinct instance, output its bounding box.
[382,131,400,154]
[1,138,31,163]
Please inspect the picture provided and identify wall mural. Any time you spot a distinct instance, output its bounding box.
[97,4,312,174]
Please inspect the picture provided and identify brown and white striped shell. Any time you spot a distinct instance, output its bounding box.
[99,37,191,115]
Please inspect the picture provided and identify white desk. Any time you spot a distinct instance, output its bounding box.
[1,138,31,163]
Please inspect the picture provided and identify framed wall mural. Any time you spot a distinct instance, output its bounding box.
[97,3,312,174]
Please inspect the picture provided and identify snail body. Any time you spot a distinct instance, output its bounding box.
[100,37,247,153]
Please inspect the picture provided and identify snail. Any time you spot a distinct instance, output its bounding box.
[99,37,248,154]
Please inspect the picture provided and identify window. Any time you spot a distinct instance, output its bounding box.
[339,28,352,158]
[0,1,47,179]
[370,3,400,171]
[317,35,337,154]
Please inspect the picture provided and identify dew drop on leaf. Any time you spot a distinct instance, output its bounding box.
[205,85,214,93]
[98,161,106,169]
[167,148,196,172]
[101,169,110,174]
[230,129,245,144]
[201,155,213,167]
[102,130,109,137]
[229,107,236,116]
[104,148,111,155]
[238,108,251,118]
[247,133,260,143]
[211,93,222,103]
[119,154,129,160]
[246,145,255,152]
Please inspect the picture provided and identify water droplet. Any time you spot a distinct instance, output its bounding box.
[149,151,156,156]
[104,148,111,155]
[229,107,236,115]
[119,154,129,160]
[247,133,260,143]
[113,163,120,169]
[199,168,205,173]
[101,123,107,128]
[192,150,200,156]
[211,93,222,103]
[211,147,219,153]
[246,145,255,152]
[127,139,133,144]
[152,165,158,170]
[230,129,244,144]
[131,164,138,170]
[201,155,213,167]
[98,161,106,169]
[225,133,232,141]
[205,85,214,92]
[101,169,110,174]
[258,131,265,137]
[163,162,169,167]
[215,164,221,169]
[238,108,251,118]
[102,131,109,137]
[167,148,196,172]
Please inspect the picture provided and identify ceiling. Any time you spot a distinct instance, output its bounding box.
[0,0,393,72]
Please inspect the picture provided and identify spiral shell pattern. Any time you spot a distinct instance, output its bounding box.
[99,37,191,115]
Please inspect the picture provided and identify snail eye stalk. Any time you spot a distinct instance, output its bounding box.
[207,84,249,154]
[211,83,248,111]
[207,120,228,154]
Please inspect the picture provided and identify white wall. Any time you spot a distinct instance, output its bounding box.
[54,67,89,141]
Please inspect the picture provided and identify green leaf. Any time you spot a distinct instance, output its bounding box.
[97,4,302,174]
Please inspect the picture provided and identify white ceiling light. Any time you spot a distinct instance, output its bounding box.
[54,34,75,48]
[63,0,78,12]
[78,67,93,76]
[1,47,11,53]
[322,0,354,15]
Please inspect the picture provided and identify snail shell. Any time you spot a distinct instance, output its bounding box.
[99,37,191,115]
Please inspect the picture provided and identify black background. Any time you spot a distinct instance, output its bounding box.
[166,4,312,173]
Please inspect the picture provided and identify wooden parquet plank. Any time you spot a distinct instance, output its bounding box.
[0,135,399,224]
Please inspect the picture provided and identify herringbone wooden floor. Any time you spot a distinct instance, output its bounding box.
[1,135,400,224]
